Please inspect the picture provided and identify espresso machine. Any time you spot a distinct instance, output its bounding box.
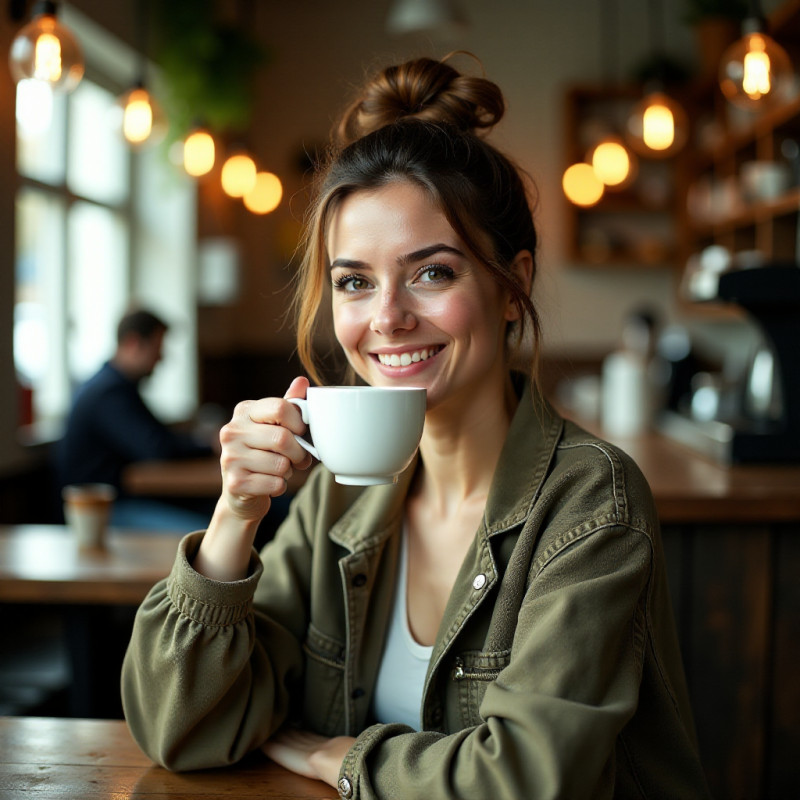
[660,263,800,463]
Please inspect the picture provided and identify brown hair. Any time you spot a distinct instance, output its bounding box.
[293,54,541,387]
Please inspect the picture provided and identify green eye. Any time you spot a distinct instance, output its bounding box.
[418,264,454,283]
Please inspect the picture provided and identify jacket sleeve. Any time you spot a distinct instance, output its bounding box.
[120,514,312,771]
[339,522,654,800]
[97,384,212,462]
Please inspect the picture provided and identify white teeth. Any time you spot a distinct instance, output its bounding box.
[377,347,439,366]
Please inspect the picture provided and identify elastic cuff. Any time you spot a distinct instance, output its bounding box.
[166,531,263,627]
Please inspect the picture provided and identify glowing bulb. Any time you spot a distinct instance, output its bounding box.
[34,32,61,81]
[590,138,636,188]
[743,36,771,97]
[117,85,165,148]
[643,103,675,151]
[183,130,216,177]
[8,4,84,92]
[720,28,792,110]
[244,172,283,214]
[221,153,257,198]
[626,91,687,158]
[562,163,604,207]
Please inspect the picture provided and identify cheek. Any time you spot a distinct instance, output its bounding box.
[427,293,502,340]
[332,304,365,351]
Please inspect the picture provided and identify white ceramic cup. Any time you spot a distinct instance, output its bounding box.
[62,483,116,549]
[287,386,426,485]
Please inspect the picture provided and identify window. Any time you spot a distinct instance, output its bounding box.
[13,7,198,434]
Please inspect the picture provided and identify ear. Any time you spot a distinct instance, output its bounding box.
[504,250,534,322]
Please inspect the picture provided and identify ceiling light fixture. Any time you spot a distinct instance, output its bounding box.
[625,0,688,158]
[116,0,165,148]
[8,0,84,92]
[719,0,793,111]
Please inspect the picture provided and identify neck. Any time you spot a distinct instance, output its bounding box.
[414,374,518,514]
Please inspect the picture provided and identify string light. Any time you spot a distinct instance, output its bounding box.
[117,83,165,148]
[243,172,283,214]
[183,129,216,177]
[562,163,605,207]
[590,136,637,189]
[221,151,257,198]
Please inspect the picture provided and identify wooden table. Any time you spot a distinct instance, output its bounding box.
[122,456,309,499]
[0,525,183,717]
[0,525,181,605]
[0,716,334,799]
[122,457,224,499]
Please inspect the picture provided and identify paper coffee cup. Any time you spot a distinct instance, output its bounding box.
[62,483,116,549]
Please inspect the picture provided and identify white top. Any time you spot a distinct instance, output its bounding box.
[371,525,434,731]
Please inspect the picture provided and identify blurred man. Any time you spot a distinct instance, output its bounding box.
[58,308,218,531]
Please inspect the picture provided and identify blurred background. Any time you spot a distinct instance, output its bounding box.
[2,3,800,796]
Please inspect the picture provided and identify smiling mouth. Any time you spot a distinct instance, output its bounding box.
[376,346,443,367]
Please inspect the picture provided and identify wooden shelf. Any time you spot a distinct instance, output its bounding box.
[679,0,800,277]
[689,187,800,235]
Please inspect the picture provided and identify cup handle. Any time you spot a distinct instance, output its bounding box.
[286,397,320,461]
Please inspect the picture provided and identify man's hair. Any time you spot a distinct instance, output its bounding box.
[116,308,168,344]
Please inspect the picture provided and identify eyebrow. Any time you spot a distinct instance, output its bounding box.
[330,243,465,271]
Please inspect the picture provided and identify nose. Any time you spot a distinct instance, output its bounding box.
[369,285,416,335]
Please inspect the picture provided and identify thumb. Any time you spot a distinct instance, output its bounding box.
[284,375,310,400]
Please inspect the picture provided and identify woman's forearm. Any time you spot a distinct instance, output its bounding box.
[192,496,263,581]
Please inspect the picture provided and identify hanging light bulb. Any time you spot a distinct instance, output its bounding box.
[589,135,637,190]
[183,128,216,177]
[221,151,257,198]
[626,90,688,158]
[244,172,284,214]
[719,15,793,111]
[8,0,84,92]
[116,82,166,148]
[562,162,605,207]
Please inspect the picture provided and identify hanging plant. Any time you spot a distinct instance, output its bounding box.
[152,0,269,141]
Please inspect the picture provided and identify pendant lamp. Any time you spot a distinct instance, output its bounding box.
[625,0,688,159]
[719,0,793,111]
[9,0,84,92]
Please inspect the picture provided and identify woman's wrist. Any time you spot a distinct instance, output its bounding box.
[192,496,262,582]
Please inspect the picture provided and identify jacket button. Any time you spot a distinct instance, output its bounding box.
[472,573,486,590]
[352,573,367,587]
[351,687,365,699]
[338,777,353,798]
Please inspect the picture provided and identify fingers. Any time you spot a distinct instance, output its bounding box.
[218,378,315,509]
[284,375,310,400]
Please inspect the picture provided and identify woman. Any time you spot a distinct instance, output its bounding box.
[122,55,710,798]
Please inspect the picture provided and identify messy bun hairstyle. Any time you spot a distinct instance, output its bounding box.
[334,55,505,147]
[294,54,541,388]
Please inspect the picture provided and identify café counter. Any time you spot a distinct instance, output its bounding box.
[562,411,800,800]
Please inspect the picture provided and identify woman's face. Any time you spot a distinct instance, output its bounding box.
[326,180,517,413]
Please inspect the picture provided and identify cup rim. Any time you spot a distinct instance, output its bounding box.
[62,483,117,502]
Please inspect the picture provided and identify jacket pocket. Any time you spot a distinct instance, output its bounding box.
[451,649,511,729]
[302,623,346,736]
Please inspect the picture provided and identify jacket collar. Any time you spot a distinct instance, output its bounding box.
[482,378,563,536]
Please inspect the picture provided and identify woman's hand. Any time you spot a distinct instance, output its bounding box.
[262,728,356,788]
[219,376,313,522]
[193,376,314,582]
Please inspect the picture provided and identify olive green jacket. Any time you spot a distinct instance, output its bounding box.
[121,389,710,799]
